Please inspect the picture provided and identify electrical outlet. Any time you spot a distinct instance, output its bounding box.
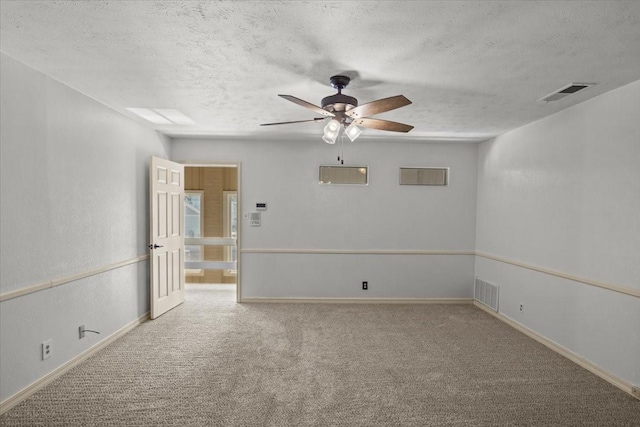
[41,340,52,360]
[79,325,85,339]
[362,281,368,290]
[519,304,524,312]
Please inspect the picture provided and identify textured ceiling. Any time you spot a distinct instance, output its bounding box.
[1,1,640,142]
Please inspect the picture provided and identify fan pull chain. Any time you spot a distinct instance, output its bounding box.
[338,133,345,164]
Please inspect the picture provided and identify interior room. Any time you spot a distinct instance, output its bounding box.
[183,166,238,287]
[1,1,639,425]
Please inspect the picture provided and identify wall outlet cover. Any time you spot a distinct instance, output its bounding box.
[42,339,53,360]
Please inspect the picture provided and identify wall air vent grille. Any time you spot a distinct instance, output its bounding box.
[538,83,594,103]
[474,277,499,312]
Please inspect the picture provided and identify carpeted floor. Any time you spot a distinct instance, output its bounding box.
[1,284,638,426]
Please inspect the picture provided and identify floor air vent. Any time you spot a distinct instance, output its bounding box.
[474,277,499,311]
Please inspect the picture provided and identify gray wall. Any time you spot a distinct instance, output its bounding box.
[0,54,170,401]
[171,138,479,299]
[475,79,640,386]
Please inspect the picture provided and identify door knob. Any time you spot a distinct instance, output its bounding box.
[147,244,163,249]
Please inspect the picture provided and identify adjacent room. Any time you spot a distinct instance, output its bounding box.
[1,1,639,425]
[183,166,238,288]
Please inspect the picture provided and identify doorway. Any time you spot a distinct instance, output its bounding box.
[182,164,240,302]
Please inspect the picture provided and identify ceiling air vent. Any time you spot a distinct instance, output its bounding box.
[538,83,594,103]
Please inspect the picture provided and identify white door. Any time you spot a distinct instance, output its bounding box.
[149,156,185,319]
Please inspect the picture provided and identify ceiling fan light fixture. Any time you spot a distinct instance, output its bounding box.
[322,119,341,144]
[325,119,341,133]
[322,133,338,144]
[345,123,362,141]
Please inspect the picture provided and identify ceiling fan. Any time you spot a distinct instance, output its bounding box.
[260,75,413,143]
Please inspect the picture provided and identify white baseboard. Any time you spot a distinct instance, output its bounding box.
[473,301,639,400]
[0,312,150,415]
[241,297,473,304]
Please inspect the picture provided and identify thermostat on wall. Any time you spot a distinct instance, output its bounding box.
[249,211,261,226]
[256,203,267,211]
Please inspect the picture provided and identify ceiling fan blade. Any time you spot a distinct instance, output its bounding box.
[352,118,414,133]
[260,117,326,126]
[345,95,412,119]
[279,95,335,117]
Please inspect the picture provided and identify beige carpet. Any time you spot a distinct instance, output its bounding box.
[1,284,638,426]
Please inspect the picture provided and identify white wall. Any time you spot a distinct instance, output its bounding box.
[172,138,478,299]
[475,79,640,387]
[0,54,170,402]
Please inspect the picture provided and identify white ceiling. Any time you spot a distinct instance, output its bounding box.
[1,1,640,142]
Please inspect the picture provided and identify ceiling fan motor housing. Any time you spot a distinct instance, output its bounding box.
[322,75,358,119]
[321,93,358,114]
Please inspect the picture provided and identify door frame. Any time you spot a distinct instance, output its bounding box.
[177,161,242,303]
